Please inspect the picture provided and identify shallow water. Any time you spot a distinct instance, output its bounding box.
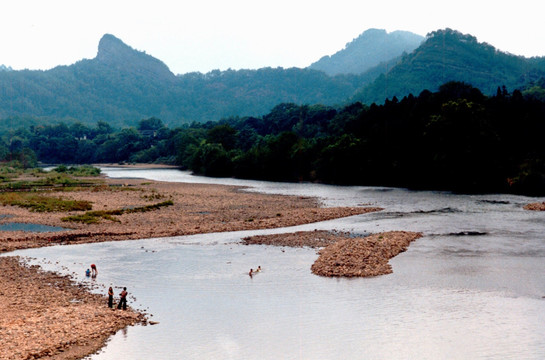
[7,168,545,359]
[0,222,68,232]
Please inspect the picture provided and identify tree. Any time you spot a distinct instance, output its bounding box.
[138,117,165,131]
[207,124,237,151]
[95,120,114,136]
[190,143,232,177]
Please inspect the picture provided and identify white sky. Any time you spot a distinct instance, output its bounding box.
[1,0,544,75]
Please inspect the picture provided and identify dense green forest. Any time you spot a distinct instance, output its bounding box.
[2,81,544,195]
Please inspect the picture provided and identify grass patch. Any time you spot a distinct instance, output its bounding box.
[125,200,174,213]
[141,189,166,201]
[52,165,101,177]
[0,165,104,191]
[0,192,92,212]
[62,200,174,224]
[0,166,29,183]
[0,173,102,191]
[62,210,122,224]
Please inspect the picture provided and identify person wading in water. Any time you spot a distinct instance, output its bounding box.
[90,264,97,276]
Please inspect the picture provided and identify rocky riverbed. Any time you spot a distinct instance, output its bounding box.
[243,230,422,277]
[0,256,145,360]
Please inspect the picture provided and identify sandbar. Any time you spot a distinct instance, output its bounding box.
[242,230,422,277]
[524,202,545,211]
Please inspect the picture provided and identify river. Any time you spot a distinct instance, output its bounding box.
[8,167,545,359]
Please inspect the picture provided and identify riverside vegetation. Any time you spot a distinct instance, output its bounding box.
[2,81,545,195]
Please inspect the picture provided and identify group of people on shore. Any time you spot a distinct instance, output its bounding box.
[85,264,129,310]
[108,286,128,310]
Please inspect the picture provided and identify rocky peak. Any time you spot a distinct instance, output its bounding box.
[97,34,132,62]
[96,34,175,80]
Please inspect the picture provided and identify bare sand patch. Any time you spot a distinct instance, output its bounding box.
[311,231,423,277]
[242,229,354,248]
[523,202,545,211]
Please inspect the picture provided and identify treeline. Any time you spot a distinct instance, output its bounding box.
[2,81,544,195]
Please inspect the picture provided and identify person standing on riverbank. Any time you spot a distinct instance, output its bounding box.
[108,287,114,308]
[117,287,128,310]
[90,264,97,276]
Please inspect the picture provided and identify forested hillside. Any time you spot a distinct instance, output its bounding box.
[0,34,369,128]
[3,82,545,195]
[3,29,545,129]
[353,29,545,104]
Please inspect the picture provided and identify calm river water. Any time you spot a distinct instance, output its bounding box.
[7,168,545,359]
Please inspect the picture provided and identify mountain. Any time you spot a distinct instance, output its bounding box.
[96,34,175,81]
[1,29,545,129]
[0,35,367,128]
[352,29,545,104]
[308,29,424,76]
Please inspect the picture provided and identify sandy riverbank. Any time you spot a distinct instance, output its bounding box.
[0,256,145,360]
[0,178,379,253]
[242,230,422,277]
[524,202,545,211]
[0,175,383,359]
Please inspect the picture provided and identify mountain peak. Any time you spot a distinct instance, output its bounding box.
[97,34,130,61]
[95,34,174,80]
[308,28,424,76]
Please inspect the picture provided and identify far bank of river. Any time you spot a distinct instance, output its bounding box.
[7,167,545,360]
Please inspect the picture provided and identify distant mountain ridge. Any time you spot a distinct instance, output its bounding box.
[0,34,368,127]
[1,29,544,129]
[308,29,424,76]
[352,29,545,104]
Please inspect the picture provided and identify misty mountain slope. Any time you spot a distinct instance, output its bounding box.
[352,29,545,104]
[0,35,367,127]
[308,28,424,76]
[0,34,181,125]
[1,29,545,128]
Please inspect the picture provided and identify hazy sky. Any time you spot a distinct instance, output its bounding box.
[2,0,544,74]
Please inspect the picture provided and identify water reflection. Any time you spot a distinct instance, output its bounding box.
[6,167,545,359]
